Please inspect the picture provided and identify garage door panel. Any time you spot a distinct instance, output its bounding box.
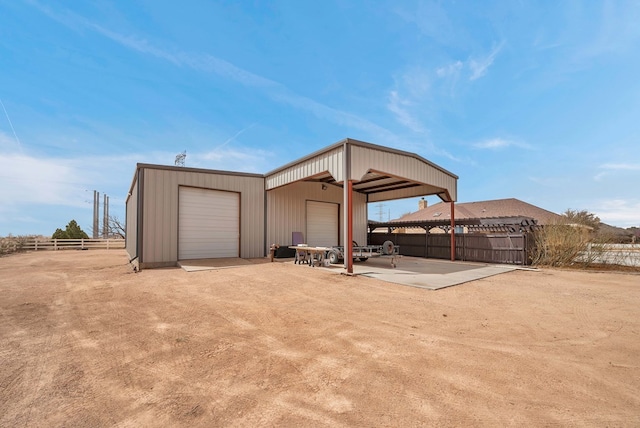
[179,187,239,259]
[307,201,338,247]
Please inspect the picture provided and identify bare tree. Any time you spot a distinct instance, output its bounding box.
[563,209,601,232]
[108,216,126,239]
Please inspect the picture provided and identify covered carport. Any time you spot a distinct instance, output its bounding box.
[265,139,458,273]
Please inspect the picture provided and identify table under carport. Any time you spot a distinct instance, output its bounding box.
[265,139,459,274]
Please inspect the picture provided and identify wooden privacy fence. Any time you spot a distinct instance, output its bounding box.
[369,233,532,265]
[4,238,125,252]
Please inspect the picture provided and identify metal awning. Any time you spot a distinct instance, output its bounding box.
[264,138,459,273]
[265,138,458,203]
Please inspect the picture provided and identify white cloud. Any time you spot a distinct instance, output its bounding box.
[436,61,463,77]
[0,131,18,150]
[600,163,640,171]
[594,162,640,181]
[578,1,640,60]
[0,152,87,209]
[0,150,103,235]
[195,147,272,173]
[593,199,640,228]
[386,68,431,133]
[473,138,532,150]
[393,1,464,48]
[387,91,426,133]
[28,1,396,144]
[469,41,505,81]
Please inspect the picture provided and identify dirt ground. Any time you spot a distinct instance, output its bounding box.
[1,250,639,427]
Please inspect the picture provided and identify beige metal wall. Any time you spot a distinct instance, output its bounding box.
[140,167,265,267]
[125,176,138,262]
[265,145,344,190]
[350,145,458,202]
[266,181,367,248]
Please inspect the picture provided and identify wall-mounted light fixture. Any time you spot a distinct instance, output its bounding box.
[321,184,327,191]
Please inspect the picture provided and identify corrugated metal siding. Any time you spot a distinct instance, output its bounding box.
[125,177,138,261]
[266,181,367,247]
[350,145,457,201]
[265,146,344,189]
[367,184,443,203]
[141,168,264,265]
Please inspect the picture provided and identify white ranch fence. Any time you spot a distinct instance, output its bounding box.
[581,243,640,267]
[1,238,125,254]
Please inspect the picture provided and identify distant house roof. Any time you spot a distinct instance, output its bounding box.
[396,198,562,225]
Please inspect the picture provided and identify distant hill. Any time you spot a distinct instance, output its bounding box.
[598,223,638,243]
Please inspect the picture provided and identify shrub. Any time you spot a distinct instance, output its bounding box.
[0,235,37,257]
[530,219,592,267]
[51,220,89,240]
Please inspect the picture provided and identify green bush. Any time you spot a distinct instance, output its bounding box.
[51,220,89,239]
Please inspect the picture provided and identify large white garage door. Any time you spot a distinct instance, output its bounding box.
[307,201,339,247]
[179,187,239,259]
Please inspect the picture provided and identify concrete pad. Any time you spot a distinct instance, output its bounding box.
[178,257,260,272]
[348,256,518,290]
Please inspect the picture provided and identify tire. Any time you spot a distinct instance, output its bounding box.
[382,240,394,255]
[328,250,340,264]
[358,257,368,262]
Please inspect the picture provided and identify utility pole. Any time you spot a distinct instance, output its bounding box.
[375,203,386,222]
[103,194,109,238]
[93,190,99,239]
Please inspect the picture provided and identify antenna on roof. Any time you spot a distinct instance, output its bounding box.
[175,150,186,167]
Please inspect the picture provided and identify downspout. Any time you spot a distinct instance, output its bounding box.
[137,166,144,266]
[263,176,267,257]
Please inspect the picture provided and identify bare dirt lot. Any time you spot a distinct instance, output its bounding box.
[1,250,639,427]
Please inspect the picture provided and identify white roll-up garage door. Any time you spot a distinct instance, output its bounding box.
[179,187,239,259]
[306,201,339,247]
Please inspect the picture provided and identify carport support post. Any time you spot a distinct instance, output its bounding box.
[450,201,455,261]
[346,180,354,274]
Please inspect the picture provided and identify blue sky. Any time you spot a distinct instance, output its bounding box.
[1,0,639,236]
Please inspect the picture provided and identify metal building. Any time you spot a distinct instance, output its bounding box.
[126,138,458,271]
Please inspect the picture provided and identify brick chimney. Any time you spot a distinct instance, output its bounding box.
[418,197,428,210]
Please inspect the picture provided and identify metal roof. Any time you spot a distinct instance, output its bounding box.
[264,138,458,202]
[127,139,459,205]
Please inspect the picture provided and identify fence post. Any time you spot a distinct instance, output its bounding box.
[81,239,85,249]
[54,239,57,251]
[424,227,428,258]
[35,239,38,251]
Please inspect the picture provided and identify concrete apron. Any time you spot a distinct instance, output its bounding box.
[178,257,255,272]
[345,256,519,290]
